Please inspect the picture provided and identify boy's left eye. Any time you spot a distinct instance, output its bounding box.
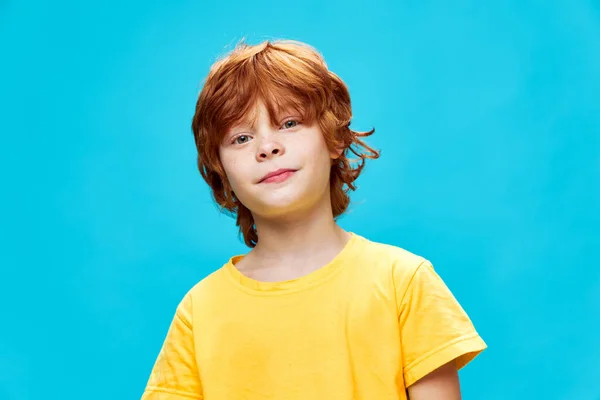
[281,120,298,129]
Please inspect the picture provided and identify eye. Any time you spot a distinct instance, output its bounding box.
[233,134,251,145]
[281,119,299,129]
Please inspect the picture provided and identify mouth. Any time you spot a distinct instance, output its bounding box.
[258,168,297,184]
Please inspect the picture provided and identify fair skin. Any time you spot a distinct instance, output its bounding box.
[218,99,462,398]
[219,99,350,281]
[408,361,462,399]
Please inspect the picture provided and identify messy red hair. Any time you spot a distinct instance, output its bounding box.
[191,39,379,247]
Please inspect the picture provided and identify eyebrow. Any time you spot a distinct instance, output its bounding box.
[228,119,254,134]
[228,104,300,134]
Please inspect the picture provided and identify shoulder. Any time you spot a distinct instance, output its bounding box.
[347,233,433,294]
[353,233,430,278]
[351,234,457,310]
[175,258,237,313]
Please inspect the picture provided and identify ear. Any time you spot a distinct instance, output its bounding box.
[329,145,344,160]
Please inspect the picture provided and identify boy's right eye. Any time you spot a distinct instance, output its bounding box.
[233,135,251,145]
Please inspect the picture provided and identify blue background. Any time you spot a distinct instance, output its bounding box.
[1,1,599,399]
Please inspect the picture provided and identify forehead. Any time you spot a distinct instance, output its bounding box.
[232,101,264,128]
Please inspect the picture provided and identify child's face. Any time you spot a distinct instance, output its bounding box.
[219,100,337,219]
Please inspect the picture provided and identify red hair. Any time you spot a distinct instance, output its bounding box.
[191,40,380,247]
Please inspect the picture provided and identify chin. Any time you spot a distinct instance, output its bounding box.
[245,190,311,219]
[253,199,305,219]
[239,175,329,218]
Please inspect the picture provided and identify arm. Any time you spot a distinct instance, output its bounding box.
[394,260,486,396]
[407,361,461,400]
[142,295,202,399]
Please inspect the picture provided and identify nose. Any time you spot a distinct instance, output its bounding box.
[256,136,285,161]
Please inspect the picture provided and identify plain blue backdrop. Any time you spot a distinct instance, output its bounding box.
[1,1,599,399]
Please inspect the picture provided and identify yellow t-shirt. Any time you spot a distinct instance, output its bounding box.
[142,233,486,399]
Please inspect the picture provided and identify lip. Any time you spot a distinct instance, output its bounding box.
[258,168,297,184]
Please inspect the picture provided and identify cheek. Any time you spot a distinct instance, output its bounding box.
[220,154,243,190]
[297,144,333,193]
[298,130,329,159]
[220,153,256,199]
[309,137,335,171]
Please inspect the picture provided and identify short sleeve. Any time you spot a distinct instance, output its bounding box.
[142,294,203,399]
[396,260,487,387]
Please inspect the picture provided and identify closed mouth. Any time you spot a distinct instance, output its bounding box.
[259,168,297,183]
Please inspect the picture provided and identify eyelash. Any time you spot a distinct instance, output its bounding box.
[229,118,301,145]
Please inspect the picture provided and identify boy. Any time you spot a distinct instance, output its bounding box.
[142,40,486,399]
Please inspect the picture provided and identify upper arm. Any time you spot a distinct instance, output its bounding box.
[406,361,461,400]
[142,295,202,399]
[395,260,487,389]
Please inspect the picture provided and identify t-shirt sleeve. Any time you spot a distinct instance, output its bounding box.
[395,259,487,387]
[142,294,202,399]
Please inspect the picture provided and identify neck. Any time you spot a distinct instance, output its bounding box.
[249,197,350,269]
